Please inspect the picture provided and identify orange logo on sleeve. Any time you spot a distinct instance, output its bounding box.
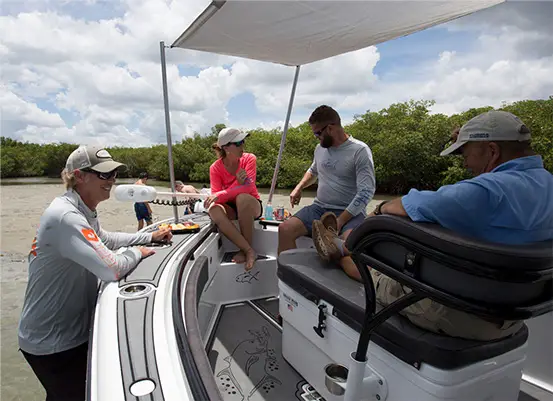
[29,225,40,258]
[29,237,38,257]
[81,228,99,242]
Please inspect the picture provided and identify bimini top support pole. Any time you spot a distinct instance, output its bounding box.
[160,41,179,222]
[267,65,301,206]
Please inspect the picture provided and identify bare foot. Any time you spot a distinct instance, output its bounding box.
[232,251,246,263]
[245,248,257,271]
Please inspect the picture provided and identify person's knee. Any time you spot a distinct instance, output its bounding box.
[236,193,255,205]
[208,205,225,223]
[236,193,258,214]
[279,218,306,240]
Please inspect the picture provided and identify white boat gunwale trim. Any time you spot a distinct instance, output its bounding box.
[87,215,217,401]
[181,253,224,401]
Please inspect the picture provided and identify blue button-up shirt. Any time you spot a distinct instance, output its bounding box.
[401,156,553,244]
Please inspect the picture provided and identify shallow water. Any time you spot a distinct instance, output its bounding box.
[0,178,390,400]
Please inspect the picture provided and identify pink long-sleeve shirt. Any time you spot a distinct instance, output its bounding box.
[209,153,261,204]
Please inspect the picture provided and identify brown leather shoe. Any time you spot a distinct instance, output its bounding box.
[312,219,342,262]
[320,211,338,233]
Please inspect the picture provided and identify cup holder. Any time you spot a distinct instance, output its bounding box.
[119,283,153,298]
[324,363,348,395]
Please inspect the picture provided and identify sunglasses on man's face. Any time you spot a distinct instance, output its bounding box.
[314,124,330,137]
[82,169,118,180]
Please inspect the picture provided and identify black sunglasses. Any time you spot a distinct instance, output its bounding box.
[314,124,331,137]
[82,169,118,180]
[229,139,245,147]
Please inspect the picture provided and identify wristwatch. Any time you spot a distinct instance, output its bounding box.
[373,200,389,215]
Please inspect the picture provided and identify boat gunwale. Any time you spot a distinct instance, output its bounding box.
[182,252,224,401]
[171,223,218,401]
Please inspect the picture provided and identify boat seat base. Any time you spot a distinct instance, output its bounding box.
[277,248,529,370]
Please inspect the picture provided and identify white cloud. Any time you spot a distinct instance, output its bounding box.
[0,1,552,147]
[228,45,380,114]
[0,86,66,131]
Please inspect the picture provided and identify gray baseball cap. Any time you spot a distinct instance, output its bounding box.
[65,145,125,173]
[217,127,248,147]
[441,111,531,156]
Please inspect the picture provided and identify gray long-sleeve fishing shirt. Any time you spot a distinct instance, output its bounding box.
[18,189,152,355]
[308,136,376,216]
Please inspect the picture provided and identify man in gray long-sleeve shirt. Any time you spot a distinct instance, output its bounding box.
[18,145,172,401]
[278,105,376,275]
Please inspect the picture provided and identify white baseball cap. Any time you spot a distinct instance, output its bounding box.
[441,111,531,156]
[66,145,125,173]
[217,127,248,147]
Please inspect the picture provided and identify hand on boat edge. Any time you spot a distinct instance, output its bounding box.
[138,246,156,258]
[151,226,173,243]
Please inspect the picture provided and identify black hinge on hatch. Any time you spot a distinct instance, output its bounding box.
[313,304,327,338]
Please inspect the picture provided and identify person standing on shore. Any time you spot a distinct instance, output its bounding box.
[18,145,172,401]
[134,172,154,230]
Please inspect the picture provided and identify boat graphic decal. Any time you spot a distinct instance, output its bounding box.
[216,326,282,400]
[235,270,260,284]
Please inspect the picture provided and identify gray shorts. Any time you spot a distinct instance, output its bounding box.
[293,203,365,236]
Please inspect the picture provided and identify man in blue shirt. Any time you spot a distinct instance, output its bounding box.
[312,110,553,340]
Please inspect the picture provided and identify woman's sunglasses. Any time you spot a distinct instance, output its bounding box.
[81,169,118,180]
[229,139,245,147]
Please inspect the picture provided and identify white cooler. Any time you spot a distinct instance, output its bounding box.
[276,248,529,401]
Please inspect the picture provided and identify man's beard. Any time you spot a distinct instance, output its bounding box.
[320,134,334,148]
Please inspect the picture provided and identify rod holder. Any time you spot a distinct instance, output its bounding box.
[324,363,348,396]
[324,353,387,401]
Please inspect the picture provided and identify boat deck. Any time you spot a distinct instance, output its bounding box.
[206,295,543,401]
[207,298,319,400]
[207,294,543,401]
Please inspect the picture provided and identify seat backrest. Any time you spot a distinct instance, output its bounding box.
[345,215,553,320]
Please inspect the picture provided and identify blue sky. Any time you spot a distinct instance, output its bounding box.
[1,0,552,146]
[373,27,480,79]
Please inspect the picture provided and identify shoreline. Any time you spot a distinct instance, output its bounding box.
[0,177,405,197]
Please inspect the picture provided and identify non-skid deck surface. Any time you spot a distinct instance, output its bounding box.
[251,298,280,322]
[209,301,311,401]
[208,302,541,401]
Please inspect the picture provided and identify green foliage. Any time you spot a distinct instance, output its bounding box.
[500,97,553,172]
[1,98,551,194]
[348,100,454,193]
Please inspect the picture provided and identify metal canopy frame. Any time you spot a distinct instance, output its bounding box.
[159,0,505,219]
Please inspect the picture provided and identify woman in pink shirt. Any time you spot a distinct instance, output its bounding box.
[204,128,262,270]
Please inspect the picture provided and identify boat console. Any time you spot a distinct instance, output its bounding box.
[277,215,553,401]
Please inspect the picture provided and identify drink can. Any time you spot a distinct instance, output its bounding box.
[274,206,285,221]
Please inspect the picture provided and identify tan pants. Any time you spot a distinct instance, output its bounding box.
[370,270,523,341]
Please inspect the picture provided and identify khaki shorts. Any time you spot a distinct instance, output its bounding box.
[370,270,523,341]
